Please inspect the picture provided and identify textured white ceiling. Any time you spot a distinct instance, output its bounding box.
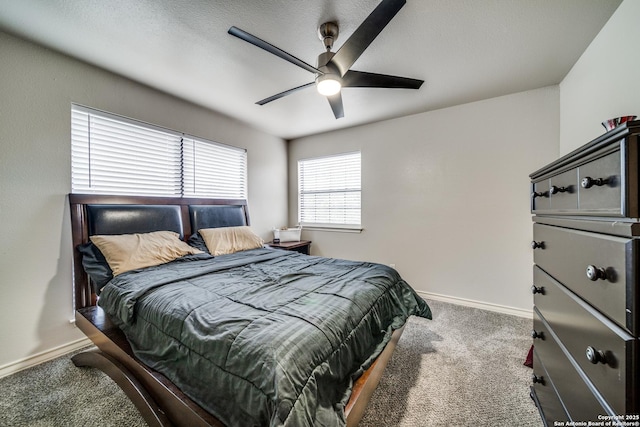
[0,0,622,139]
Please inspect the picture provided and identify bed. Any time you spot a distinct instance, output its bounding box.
[69,193,431,426]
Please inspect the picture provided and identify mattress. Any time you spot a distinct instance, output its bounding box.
[98,247,431,426]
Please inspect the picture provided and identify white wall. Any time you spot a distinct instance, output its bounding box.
[0,31,288,372]
[289,87,559,313]
[560,0,640,154]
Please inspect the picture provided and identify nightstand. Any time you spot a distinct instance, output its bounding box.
[266,240,311,255]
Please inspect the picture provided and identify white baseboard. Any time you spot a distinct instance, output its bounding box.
[418,291,533,319]
[0,337,92,379]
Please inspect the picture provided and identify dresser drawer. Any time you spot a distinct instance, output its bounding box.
[549,169,578,211]
[534,267,637,415]
[532,308,610,422]
[531,349,569,424]
[578,150,622,213]
[531,170,578,212]
[531,145,625,216]
[531,180,550,212]
[532,223,635,332]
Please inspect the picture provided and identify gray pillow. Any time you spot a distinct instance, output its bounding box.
[77,242,113,294]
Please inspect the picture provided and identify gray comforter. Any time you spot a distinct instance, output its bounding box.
[98,248,431,426]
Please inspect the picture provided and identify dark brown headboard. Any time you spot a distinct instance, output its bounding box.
[69,194,250,310]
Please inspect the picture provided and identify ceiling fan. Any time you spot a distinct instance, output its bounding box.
[228,0,424,119]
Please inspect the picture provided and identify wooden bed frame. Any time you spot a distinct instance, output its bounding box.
[69,193,404,427]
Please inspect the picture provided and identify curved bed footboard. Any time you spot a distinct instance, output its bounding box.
[72,349,170,427]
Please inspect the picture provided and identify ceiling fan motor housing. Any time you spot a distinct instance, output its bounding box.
[315,51,342,96]
[317,51,339,75]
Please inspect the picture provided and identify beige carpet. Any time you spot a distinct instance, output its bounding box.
[359,299,541,426]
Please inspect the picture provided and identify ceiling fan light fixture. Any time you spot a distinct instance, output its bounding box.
[316,74,342,96]
[230,0,423,118]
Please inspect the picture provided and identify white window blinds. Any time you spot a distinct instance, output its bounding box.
[182,136,247,198]
[298,152,361,227]
[71,105,247,198]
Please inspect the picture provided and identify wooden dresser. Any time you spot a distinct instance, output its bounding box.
[529,121,640,425]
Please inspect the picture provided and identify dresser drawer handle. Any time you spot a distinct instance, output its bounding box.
[581,176,607,189]
[531,374,544,384]
[549,185,570,194]
[531,241,544,249]
[531,285,544,295]
[531,330,544,340]
[586,265,607,281]
[532,191,549,199]
[586,346,607,364]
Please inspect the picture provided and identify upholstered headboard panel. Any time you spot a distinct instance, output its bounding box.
[69,194,250,309]
[87,205,185,238]
[189,205,248,232]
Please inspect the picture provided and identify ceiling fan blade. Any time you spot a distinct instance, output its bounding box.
[342,70,423,89]
[327,92,344,119]
[256,82,315,105]
[229,26,322,75]
[329,0,406,76]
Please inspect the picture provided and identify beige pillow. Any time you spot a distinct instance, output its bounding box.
[199,226,264,256]
[90,230,202,276]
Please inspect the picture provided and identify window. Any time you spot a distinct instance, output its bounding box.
[298,152,361,229]
[182,136,247,198]
[71,105,247,198]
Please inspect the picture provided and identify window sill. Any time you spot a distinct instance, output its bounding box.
[300,224,363,233]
